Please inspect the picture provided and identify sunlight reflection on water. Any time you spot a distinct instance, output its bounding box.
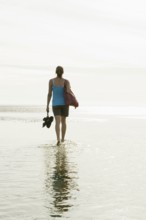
[1,107,146,219]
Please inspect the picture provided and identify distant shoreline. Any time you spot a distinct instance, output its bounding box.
[0,105,146,116]
[0,105,45,113]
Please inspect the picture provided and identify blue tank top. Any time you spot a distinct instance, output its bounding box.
[52,80,65,106]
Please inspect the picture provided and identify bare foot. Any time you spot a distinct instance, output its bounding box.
[57,141,61,146]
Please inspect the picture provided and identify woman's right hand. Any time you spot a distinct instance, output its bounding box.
[46,106,49,112]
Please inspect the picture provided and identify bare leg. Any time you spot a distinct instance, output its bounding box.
[55,116,61,145]
[61,116,67,142]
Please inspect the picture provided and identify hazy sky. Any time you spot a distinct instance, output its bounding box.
[0,0,146,105]
[1,0,146,67]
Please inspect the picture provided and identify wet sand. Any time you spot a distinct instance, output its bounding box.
[0,111,146,219]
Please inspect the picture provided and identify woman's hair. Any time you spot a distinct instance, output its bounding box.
[56,66,64,78]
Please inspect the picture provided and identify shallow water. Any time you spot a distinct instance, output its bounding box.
[1,106,146,219]
[0,125,79,219]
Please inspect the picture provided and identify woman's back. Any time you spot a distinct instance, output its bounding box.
[52,78,65,106]
[52,77,65,87]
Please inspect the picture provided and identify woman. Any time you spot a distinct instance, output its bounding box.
[46,66,71,146]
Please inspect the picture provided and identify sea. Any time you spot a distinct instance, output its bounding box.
[0,105,146,219]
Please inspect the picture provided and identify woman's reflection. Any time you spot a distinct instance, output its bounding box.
[44,143,78,218]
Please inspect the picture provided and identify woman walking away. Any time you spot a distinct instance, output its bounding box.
[46,66,71,146]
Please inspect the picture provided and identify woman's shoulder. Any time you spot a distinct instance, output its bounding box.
[64,78,70,83]
[49,78,55,83]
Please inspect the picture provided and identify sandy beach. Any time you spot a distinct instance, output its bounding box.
[0,106,146,220]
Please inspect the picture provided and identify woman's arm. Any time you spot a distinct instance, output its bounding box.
[66,80,75,96]
[46,80,52,112]
[66,80,72,93]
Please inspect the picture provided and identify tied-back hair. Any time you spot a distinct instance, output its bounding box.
[56,66,64,78]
